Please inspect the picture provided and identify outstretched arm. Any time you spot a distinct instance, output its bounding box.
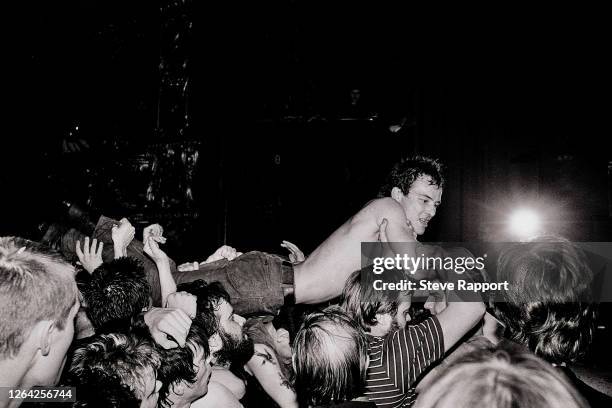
[378,214,485,351]
[246,344,297,408]
[143,224,176,306]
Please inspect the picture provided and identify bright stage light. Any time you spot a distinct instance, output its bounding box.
[508,208,541,240]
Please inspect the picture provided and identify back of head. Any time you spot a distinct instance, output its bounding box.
[414,345,589,408]
[494,235,596,363]
[0,236,77,359]
[82,257,151,333]
[70,368,141,408]
[378,155,445,197]
[69,332,161,402]
[293,307,369,406]
[177,279,230,336]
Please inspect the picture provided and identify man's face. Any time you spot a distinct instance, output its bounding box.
[394,175,443,236]
[213,300,254,365]
[371,294,412,336]
[183,345,213,400]
[394,293,412,329]
[424,283,448,316]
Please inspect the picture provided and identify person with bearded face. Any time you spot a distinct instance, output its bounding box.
[177,279,254,407]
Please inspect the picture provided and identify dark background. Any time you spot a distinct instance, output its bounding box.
[2,0,611,378]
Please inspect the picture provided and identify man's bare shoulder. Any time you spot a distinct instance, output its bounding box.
[351,197,405,225]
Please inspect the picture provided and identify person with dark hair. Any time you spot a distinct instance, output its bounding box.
[69,368,142,408]
[340,261,485,407]
[68,332,162,408]
[293,307,375,407]
[414,343,589,408]
[177,279,253,406]
[81,257,150,334]
[0,237,79,408]
[72,223,195,350]
[156,317,213,408]
[493,235,612,407]
[341,268,413,337]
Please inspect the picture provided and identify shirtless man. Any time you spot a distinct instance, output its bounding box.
[175,155,444,313]
[59,156,443,314]
[292,155,443,302]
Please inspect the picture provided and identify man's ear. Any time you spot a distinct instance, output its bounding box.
[208,333,222,353]
[35,320,55,357]
[391,187,404,202]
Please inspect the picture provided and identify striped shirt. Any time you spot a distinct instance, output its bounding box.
[365,317,444,408]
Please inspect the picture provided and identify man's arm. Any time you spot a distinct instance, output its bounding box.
[378,211,485,352]
[144,236,176,306]
[435,297,486,353]
[246,344,297,408]
[433,247,486,352]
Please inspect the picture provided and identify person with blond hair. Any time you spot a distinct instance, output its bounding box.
[414,344,589,408]
[0,237,79,408]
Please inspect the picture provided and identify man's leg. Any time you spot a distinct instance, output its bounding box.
[174,251,291,315]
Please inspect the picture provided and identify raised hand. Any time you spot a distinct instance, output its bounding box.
[143,223,166,244]
[75,237,103,274]
[204,245,242,264]
[165,291,197,319]
[177,261,200,272]
[111,218,135,259]
[143,307,192,349]
[144,236,169,264]
[280,240,305,264]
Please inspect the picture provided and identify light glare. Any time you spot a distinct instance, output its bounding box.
[509,209,540,239]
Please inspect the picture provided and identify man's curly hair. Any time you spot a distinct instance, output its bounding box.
[377,155,445,197]
[68,367,141,408]
[177,279,230,337]
[82,257,151,333]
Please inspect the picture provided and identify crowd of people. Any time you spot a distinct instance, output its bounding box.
[1,156,609,407]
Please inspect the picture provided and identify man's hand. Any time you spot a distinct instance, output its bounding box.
[143,223,166,244]
[377,218,389,243]
[377,217,416,243]
[111,218,135,258]
[406,220,417,240]
[177,245,242,271]
[204,245,242,264]
[177,261,200,272]
[281,240,305,264]
[75,237,103,274]
[143,307,192,349]
[165,291,197,319]
[144,236,169,264]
